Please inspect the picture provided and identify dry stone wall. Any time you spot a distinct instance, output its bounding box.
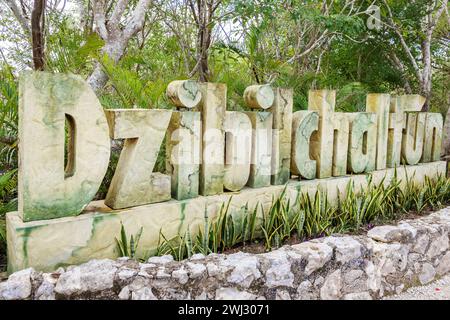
[2,206,450,300]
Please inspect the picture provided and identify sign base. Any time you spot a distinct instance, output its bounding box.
[6,161,446,273]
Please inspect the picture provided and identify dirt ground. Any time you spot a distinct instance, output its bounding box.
[384,275,450,300]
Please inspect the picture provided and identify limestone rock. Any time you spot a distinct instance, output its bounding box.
[296,280,317,300]
[368,225,414,243]
[365,261,381,295]
[320,270,342,300]
[343,292,372,300]
[292,241,333,275]
[54,259,117,297]
[35,273,59,300]
[117,268,138,283]
[275,289,291,300]
[418,263,436,285]
[426,232,449,259]
[4,205,450,301]
[147,255,174,265]
[372,243,409,276]
[131,287,157,300]
[191,253,206,261]
[215,287,259,300]
[223,253,261,288]
[125,276,158,300]
[397,222,418,238]
[0,268,35,300]
[260,250,294,288]
[172,268,189,285]
[343,269,367,294]
[436,252,450,276]
[186,262,206,279]
[206,262,220,277]
[412,234,430,254]
[118,286,130,300]
[323,236,362,264]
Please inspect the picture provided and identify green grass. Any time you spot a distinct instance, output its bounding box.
[154,173,450,260]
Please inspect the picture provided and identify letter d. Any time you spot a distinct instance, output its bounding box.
[18,72,110,221]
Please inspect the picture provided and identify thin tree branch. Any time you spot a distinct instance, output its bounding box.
[2,0,31,35]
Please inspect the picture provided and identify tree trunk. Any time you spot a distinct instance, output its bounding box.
[442,96,450,159]
[87,0,152,93]
[31,0,45,70]
[419,78,432,112]
[87,39,127,92]
[188,0,218,81]
[420,37,432,111]
[197,24,212,82]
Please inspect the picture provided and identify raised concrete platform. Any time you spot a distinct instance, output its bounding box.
[6,161,446,273]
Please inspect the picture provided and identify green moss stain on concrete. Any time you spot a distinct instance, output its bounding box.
[19,71,111,222]
[272,165,290,185]
[69,213,120,263]
[16,224,44,270]
[22,182,96,222]
[178,201,187,234]
[7,162,447,273]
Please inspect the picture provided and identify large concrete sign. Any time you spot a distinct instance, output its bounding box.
[6,71,446,272]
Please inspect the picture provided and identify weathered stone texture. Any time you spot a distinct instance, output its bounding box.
[387,94,425,168]
[331,113,350,176]
[245,111,273,188]
[308,90,335,178]
[166,111,201,200]
[18,72,111,221]
[243,84,275,110]
[6,161,446,274]
[198,83,226,196]
[270,88,293,185]
[347,112,377,174]
[223,111,252,191]
[291,111,318,179]
[422,113,443,163]
[366,94,390,170]
[3,205,450,300]
[402,112,426,165]
[104,109,172,209]
[166,80,202,109]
